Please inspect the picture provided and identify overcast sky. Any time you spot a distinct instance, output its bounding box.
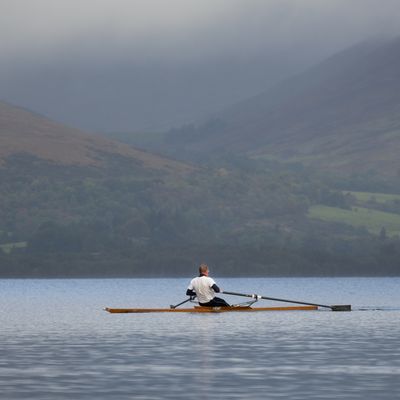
[2,0,400,132]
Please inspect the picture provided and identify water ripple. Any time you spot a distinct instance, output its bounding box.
[1,277,400,399]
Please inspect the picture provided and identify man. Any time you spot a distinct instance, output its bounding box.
[186,264,230,307]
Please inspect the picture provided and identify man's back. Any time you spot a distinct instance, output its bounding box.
[188,276,216,304]
[187,264,229,307]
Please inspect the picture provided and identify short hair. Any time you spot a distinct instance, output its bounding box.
[199,263,209,275]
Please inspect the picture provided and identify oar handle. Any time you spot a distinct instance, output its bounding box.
[170,296,196,309]
[222,290,332,309]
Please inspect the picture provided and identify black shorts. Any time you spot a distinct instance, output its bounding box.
[199,297,230,307]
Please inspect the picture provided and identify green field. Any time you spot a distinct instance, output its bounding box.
[308,205,400,236]
[344,191,400,204]
[0,242,27,254]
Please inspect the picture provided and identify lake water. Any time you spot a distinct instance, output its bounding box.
[0,277,399,399]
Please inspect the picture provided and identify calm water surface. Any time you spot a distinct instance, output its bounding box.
[0,277,399,399]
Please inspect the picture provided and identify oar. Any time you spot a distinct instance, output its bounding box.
[222,291,351,311]
[170,297,194,309]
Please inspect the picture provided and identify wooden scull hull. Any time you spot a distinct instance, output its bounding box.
[104,305,318,313]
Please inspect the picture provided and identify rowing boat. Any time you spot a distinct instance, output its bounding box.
[104,289,351,314]
[104,305,318,313]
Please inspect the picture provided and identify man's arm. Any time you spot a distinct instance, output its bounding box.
[186,288,196,297]
[211,284,220,293]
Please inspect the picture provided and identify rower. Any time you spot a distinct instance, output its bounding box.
[186,264,230,307]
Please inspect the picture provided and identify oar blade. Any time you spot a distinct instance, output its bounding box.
[331,305,351,312]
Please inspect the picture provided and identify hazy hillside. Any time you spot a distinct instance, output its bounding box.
[0,101,191,173]
[1,95,400,278]
[165,37,400,176]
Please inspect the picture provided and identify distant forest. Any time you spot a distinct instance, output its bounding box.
[1,154,400,277]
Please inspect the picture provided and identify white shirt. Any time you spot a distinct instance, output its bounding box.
[188,276,217,303]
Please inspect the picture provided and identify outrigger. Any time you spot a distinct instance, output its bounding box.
[104,290,351,313]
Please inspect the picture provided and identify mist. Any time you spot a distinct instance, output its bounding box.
[2,0,400,132]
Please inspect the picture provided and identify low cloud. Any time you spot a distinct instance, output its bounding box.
[2,0,400,131]
[3,0,400,65]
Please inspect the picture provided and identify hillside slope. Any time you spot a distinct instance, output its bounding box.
[0,101,191,173]
[1,82,400,277]
[166,37,400,176]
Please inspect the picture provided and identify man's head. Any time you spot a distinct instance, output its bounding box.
[199,263,209,276]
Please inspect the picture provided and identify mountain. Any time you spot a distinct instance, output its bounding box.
[165,37,400,176]
[1,101,400,277]
[0,101,191,173]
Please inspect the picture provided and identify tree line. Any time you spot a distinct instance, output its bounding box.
[0,154,399,277]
